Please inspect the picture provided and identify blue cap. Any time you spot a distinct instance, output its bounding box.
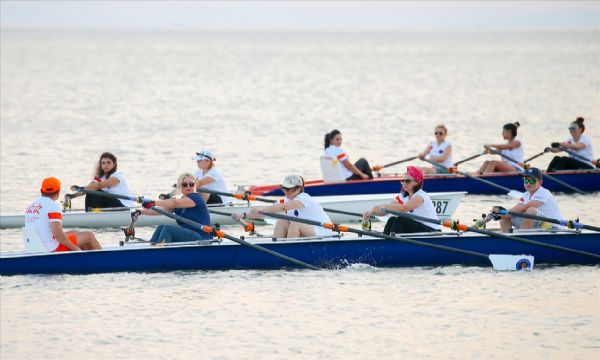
[523,167,542,180]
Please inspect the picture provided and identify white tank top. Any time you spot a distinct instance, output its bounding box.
[427,141,453,168]
[284,192,334,236]
[394,189,441,230]
[566,134,595,163]
[24,196,62,251]
[500,140,524,171]
[195,167,231,204]
[102,171,135,207]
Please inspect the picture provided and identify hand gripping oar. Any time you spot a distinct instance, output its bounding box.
[196,189,368,219]
[497,209,600,232]
[419,158,522,199]
[453,152,486,167]
[551,143,600,168]
[382,209,600,261]
[372,156,419,172]
[207,208,263,236]
[260,211,533,271]
[486,148,586,194]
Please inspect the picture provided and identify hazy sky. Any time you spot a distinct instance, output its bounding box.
[1,1,598,31]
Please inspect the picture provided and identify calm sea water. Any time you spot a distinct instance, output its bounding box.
[1,30,599,359]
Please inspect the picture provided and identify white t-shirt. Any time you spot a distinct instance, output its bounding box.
[284,192,334,237]
[101,171,135,207]
[24,196,62,251]
[566,134,595,163]
[427,141,453,168]
[519,186,564,221]
[500,140,524,171]
[195,167,231,205]
[324,145,353,179]
[394,189,441,230]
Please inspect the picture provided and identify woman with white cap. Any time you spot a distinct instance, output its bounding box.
[193,149,231,205]
[363,166,441,235]
[233,175,334,238]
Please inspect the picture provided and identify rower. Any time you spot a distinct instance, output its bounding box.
[363,166,441,235]
[418,124,453,174]
[64,152,135,211]
[193,149,231,205]
[492,167,564,233]
[547,117,595,171]
[322,129,373,180]
[476,122,524,174]
[25,177,102,252]
[233,175,334,238]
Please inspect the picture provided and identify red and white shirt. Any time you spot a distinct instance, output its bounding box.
[519,186,564,221]
[24,196,63,251]
[324,145,353,179]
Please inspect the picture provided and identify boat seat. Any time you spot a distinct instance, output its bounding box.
[23,227,48,253]
[320,156,347,183]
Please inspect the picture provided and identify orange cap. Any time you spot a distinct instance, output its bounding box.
[41,177,61,193]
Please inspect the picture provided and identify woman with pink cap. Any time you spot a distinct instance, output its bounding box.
[363,166,441,235]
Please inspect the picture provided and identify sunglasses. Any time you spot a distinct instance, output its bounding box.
[280,186,297,192]
[401,179,415,184]
[523,177,537,185]
[434,132,445,135]
[568,126,578,131]
[181,182,195,188]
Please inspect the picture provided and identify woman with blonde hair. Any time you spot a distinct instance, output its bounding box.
[141,172,212,243]
[418,124,453,174]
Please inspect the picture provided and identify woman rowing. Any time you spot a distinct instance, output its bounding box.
[233,175,334,238]
[547,117,595,171]
[363,166,441,235]
[323,129,373,180]
[65,152,135,211]
[418,124,453,174]
[193,149,231,205]
[476,122,524,174]
[141,173,212,244]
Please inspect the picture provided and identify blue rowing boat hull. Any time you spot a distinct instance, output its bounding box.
[1,232,598,275]
[250,170,600,196]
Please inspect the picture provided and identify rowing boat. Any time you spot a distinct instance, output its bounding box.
[1,230,598,275]
[0,192,465,229]
[249,169,600,196]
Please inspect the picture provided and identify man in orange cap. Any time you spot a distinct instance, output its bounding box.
[24,177,102,252]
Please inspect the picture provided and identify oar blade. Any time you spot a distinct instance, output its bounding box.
[488,254,534,271]
[507,190,522,199]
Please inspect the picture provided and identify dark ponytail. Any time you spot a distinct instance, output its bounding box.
[573,117,585,133]
[503,122,520,139]
[324,129,341,149]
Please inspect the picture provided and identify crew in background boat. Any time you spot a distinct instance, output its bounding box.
[25,177,101,252]
[492,167,564,233]
[233,175,334,238]
[363,166,441,235]
[64,152,135,211]
[141,173,212,244]
[193,149,231,205]
[476,122,524,174]
[323,129,373,180]
[418,124,453,174]
[547,117,595,171]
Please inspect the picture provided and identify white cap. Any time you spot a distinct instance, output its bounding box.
[280,175,304,188]
[193,150,215,161]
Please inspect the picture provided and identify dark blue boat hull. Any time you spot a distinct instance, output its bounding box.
[1,232,598,275]
[255,171,600,196]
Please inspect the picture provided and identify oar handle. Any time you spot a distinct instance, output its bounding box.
[524,150,549,164]
[453,152,485,167]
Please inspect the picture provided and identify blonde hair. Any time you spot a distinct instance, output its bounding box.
[435,124,448,135]
[175,172,196,195]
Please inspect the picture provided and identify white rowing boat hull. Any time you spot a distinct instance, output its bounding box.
[0,192,465,229]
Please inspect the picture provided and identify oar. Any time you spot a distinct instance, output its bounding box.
[382,209,600,260]
[524,149,550,164]
[196,189,368,219]
[207,208,263,235]
[496,209,600,232]
[73,187,319,270]
[419,158,522,199]
[486,148,586,194]
[260,211,533,271]
[453,152,485,167]
[551,143,600,168]
[372,156,419,172]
